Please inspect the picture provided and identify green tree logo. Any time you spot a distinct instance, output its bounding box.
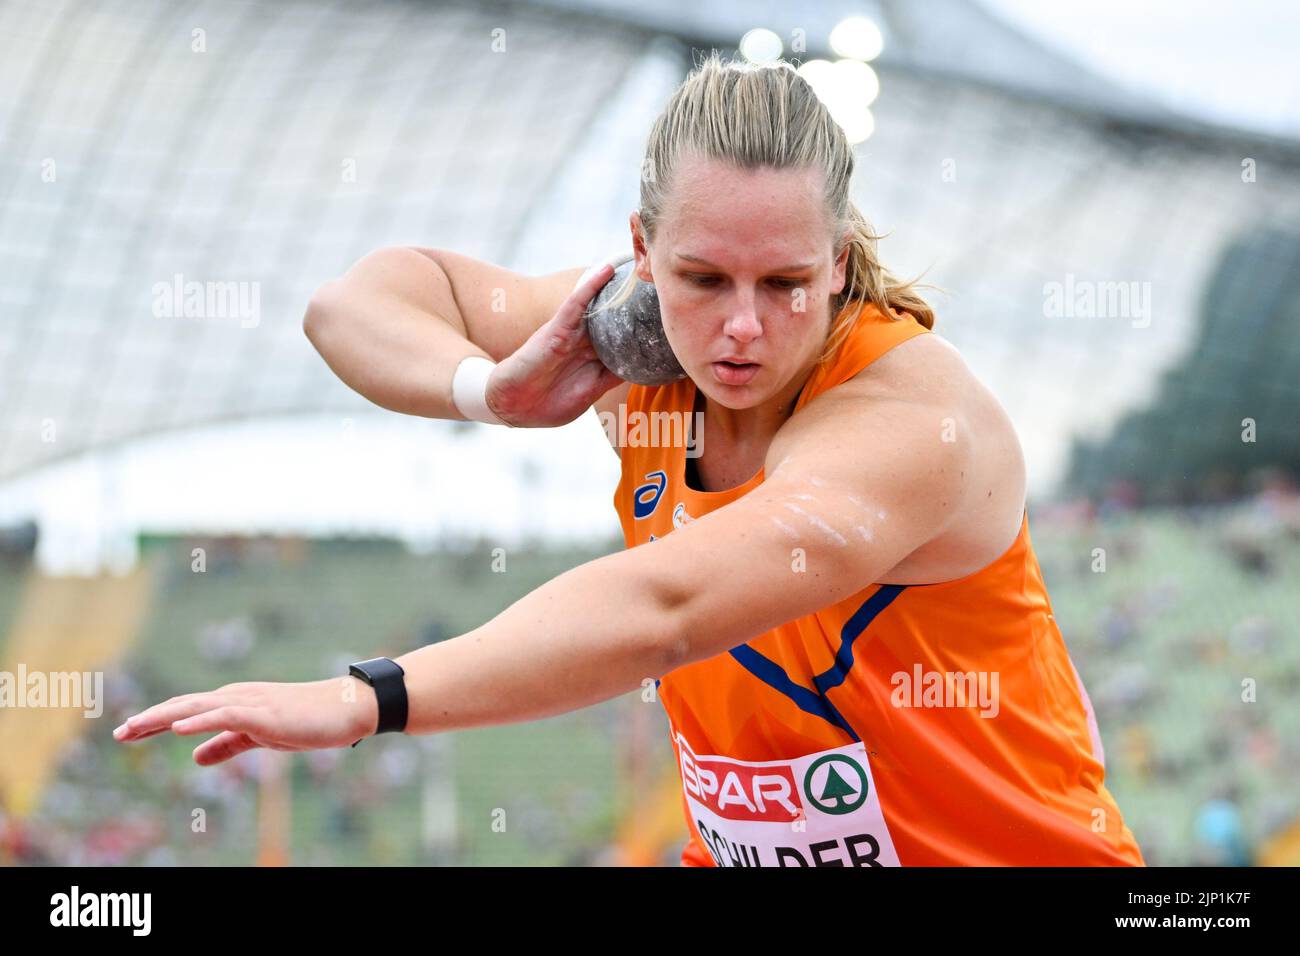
[803,755,868,815]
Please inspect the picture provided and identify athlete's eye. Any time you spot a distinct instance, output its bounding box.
[685,274,720,287]
[770,278,803,289]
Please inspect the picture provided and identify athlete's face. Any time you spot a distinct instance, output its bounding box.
[632,155,849,408]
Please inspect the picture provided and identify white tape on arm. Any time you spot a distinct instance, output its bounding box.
[451,355,509,426]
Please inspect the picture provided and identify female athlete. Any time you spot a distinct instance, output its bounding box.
[114,53,1145,867]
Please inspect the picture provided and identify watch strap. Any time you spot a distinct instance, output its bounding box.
[348,657,408,747]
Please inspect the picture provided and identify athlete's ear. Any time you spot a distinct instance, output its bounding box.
[629,212,650,282]
[830,232,851,297]
[630,212,653,284]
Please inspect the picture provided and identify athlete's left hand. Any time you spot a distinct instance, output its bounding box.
[111,677,379,766]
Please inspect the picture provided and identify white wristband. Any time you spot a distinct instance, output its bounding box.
[451,355,509,426]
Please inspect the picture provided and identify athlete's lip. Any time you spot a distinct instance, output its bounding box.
[715,357,760,365]
[711,359,761,387]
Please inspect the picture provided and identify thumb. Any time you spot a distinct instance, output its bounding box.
[556,262,615,335]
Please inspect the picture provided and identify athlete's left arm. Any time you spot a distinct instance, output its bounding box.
[654,378,970,664]
[115,372,969,757]
[391,376,969,735]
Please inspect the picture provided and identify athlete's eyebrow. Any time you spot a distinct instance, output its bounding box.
[676,253,815,273]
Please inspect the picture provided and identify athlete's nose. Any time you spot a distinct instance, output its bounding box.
[722,297,762,344]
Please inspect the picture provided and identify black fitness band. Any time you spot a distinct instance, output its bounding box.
[347,657,409,747]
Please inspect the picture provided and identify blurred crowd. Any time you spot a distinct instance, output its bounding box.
[1035,468,1300,866]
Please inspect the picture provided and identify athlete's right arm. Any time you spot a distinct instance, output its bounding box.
[303,246,594,419]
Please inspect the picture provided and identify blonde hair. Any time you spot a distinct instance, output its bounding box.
[605,50,936,363]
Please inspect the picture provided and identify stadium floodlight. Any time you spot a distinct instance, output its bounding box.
[836,104,875,145]
[830,16,884,61]
[739,27,783,64]
[832,57,880,106]
[798,58,879,142]
[795,58,836,95]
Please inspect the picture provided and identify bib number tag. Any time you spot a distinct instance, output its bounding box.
[674,730,901,867]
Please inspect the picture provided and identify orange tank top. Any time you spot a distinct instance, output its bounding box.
[611,301,1145,867]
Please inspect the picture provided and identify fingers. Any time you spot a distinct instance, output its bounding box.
[114,693,228,741]
[192,730,262,766]
[570,258,617,294]
[118,725,171,742]
[171,705,268,738]
[556,262,615,332]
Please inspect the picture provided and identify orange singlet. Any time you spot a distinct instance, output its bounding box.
[611,301,1145,867]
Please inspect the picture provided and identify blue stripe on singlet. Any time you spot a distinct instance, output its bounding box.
[728,585,908,741]
[813,585,907,696]
[728,644,861,741]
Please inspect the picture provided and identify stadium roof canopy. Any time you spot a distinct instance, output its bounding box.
[1,0,1297,487]
[539,0,1162,121]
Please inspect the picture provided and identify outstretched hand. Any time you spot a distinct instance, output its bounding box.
[112,677,379,766]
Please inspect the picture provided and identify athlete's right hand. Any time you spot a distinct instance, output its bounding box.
[483,262,627,428]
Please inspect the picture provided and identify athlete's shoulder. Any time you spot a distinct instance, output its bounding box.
[838,330,969,405]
